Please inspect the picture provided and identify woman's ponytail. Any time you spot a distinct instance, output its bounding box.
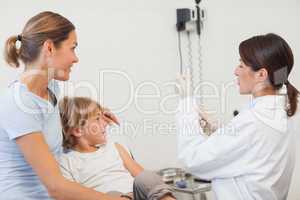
[4,35,21,68]
[286,81,299,117]
[4,12,75,69]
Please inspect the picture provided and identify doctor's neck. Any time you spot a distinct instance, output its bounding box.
[252,84,276,98]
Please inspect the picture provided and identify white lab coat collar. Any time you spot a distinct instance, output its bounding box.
[248,95,288,133]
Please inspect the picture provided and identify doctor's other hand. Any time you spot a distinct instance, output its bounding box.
[197,108,218,136]
[175,69,193,98]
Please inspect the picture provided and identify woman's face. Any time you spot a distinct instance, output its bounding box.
[234,60,257,94]
[49,30,79,81]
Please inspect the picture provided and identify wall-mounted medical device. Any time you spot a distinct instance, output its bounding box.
[176,5,205,34]
[175,0,206,102]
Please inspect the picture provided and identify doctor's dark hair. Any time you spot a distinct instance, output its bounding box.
[239,33,299,117]
[4,11,75,68]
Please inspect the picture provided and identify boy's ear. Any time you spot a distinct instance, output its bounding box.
[71,127,83,137]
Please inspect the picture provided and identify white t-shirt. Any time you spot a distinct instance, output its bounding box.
[59,142,134,194]
[0,79,62,200]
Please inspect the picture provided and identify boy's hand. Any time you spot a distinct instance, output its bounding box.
[103,108,120,126]
[120,193,133,199]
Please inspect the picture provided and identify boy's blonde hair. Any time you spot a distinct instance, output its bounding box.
[59,97,104,150]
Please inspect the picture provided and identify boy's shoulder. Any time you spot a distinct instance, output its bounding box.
[59,149,77,162]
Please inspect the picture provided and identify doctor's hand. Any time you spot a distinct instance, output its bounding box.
[197,108,218,135]
[175,69,193,98]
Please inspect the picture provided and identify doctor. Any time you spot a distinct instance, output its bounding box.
[175,33,299,200]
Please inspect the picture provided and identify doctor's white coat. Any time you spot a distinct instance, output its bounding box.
[175,95,296,200]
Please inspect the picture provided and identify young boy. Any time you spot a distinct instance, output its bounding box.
[58,96,176,200]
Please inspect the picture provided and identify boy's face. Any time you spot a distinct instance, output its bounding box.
[81,111,109,146]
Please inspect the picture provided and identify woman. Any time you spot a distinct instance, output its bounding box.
[0,11,138,200]
[175,33,299,200]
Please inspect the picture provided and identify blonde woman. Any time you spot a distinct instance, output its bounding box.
[0,11,130,200]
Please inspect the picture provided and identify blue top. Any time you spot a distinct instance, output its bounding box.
[0,79,62,200]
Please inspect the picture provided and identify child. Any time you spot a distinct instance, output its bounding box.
[58,97,176,200]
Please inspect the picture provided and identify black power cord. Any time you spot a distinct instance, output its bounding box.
[195,0,202,36]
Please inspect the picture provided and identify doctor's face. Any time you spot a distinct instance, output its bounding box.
[234,60,257,94]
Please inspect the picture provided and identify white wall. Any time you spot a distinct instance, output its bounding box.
[0,0,299,199]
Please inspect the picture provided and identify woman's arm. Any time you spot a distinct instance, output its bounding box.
[115,143,144,177]
[16,132,125,200]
